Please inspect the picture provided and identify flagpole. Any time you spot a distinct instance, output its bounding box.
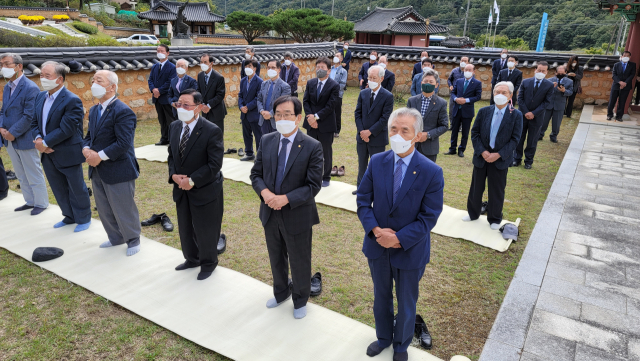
[484,20,491,48]
[486,9,493,48]
[492,19,498,48]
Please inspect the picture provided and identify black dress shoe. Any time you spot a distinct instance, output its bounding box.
[352,190,357,195]
[161,214,174,232]
[6,170,17,180]
[480,201,488,215]
[15,204,34,212]
[606,116,613,120]
[141,213,164,226]
[310,272,322,296]
[393,351,408,361]
[415,314,432,349]
[458,150,464,157]
[240,155,255,161]
[510,161,521,167]
[197,271,213,280]
[238,148,245,157]
[524,164,532,170]
[217,234,226,254]
[87,187,92,197]
[223,148,237,154]
[617,118,624,122]
[444,150,456,155]
[550,137,558,143]
[0,192,7,201]
[366,341,385,357]
[155,140,169,146]
[175,261,200,271]
[538,134,544,141]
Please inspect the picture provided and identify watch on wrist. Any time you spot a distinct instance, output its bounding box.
[314,114,319,120]
[188,178,194,187]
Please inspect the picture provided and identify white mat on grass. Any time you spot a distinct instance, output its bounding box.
[0,191,448,361]
[135,144,519,252]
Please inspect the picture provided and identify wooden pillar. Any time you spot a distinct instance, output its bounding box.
[425,18,430,47]
[409,35,413,46]
[624,15,640,114]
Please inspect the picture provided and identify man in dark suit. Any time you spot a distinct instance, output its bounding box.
[490,49,509,105]
[466,82,523,229]
[198,53,227,135]
[407,68,449,163]
[83,70,141,256]
[168,89,224,281]
[240,45,261,79]
[169,58,198,119]
[357,107,444,361]
[411,51,430,79]
[354,65,394,195]
[250,95,324,320]
[148,44,176,145]
[341,41,353,72]
[303,57,340,187]
[359,50,378,89]
[31,61,91,232]
[281,52,300,97]
[238,59,263,161]
[378,55,396,92]
[447,56,469,124]
[540,65,573,143]
[411,58,435,96]
[495,55,522,106]
[607,51,637,122]
[515,61,554,169]
[258,60,291,135]
[446,64,482,157]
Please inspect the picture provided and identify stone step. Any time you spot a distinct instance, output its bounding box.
[0,19,51,37]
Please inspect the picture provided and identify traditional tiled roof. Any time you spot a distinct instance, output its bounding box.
[441,36,476,48]
[354,6,449,35]
[138,1,225,23]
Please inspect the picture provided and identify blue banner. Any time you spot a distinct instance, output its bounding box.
[536,12,549,52]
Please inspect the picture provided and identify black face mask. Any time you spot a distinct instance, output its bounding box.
[557,74,565,79]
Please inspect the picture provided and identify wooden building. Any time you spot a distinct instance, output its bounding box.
[137,0,225,38]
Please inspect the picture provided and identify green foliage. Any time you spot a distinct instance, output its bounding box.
[0,29,86,48]
[87,35,121,46]
[160,38,171,45]
[250,40,266,45]
[72,21,98,34]
[109,1,121,12]
[475,34,530,51]
[226,11,272,44]
[271,9,354,43]
[135,3,150,12]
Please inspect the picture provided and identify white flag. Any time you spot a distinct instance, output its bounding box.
[488,12,493,24]
[494,0,500,15]
[496,10,500,25]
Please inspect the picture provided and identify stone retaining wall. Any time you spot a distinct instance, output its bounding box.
[0,6,79,20]
[102,26,150,38]
[195,35,290,46]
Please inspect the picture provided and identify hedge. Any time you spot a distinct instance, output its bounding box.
[72,22,98,34]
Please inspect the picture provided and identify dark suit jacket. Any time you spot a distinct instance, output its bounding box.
[198,70,227,123]
[357,149,444,270]
[238,75,263,123]
[241,59,261,79]
[517,78,554,120]
[407,94,449,156]
[302,77,340,134]
[451,77,482,118]
[358,61,377,89]
[168,75,198,118]
[381,69,395,92]
[342,49,352,71]
[546,76,574,111]
[612,61,637,91]
[148,60,176,104]
[354,87,394,147]
[83,98,139,184]
[411,62,423,80]
[0,75,39,150]
[471,105,523,170]
[30,87,85,168]
[496,68,523,97]
[280,63,300,94]
[491,58,508,86]
[250,130,324,235]
[167,117,224,206]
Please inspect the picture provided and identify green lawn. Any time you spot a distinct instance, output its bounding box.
[0,87,580,361]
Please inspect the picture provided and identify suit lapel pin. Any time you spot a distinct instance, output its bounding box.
[298,145,301,148]
[413,171,416,174]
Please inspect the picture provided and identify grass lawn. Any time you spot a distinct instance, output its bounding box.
[0,87,581,361]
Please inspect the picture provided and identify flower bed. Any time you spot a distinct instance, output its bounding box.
[52,14,70,23]
[18,15,45,26]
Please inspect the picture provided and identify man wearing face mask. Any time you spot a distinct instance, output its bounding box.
[198,53,227,136]
[240,46,261,79]
[447,56,469,125]
[539,65,573,143]
[411,51,430,80]
[168,89,224,281]
[258,60,291,135]
[515,61,554,169]
[280,52,300,97]
[359,50,378,90]
[250,95,324,320]
[238,59,263,161]
[378,56,396,92]
[342,42,353,72]
[303,57,340,187]
[495,55,522,106]
[169,59,198,120]
[330,53,348,138]
[607,51,636,122]
[0,53,48,208]
[30,61,91,232]
[490,49,509,105]
[354,65,394,195]
[83,70,141,256]
[446,64,482,158]
[148,44,176,146]
[466,82,522,230]
[411,58,436,96]
[407,68,448,163]
[357,107,444,361]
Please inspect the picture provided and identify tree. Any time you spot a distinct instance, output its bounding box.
[271,9,354,43]
[226,11,272,44]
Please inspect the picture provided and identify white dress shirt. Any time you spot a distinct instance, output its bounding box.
[9,73,24,96]
[84,95,116,161]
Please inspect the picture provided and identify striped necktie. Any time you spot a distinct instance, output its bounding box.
[179,125,190,159]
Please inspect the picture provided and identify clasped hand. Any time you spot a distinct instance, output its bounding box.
[482,150,501,163]
[82,148,102,167]
[33,138,54,154]
[172,174,193,190]
[261,189,289,210]
[455,97,466,105]
[360,129,371,142]
[306,114,318,129]
[0,128,15,141]
[372,227,401,248]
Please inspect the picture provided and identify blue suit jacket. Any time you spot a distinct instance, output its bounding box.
[0,76,40,150]
[82,98,139,184]
[358,61,377,89]
[30,87,85,167]
[238,75,263,123]
[148,60,176,105]
[354,87,394,146]
[517,77,554,120]
[451,77,482,119]
[411,62,423,79]
[357,150,444,270]
[471,105,523,170]
[342,49,352,71]
[168,74,198,118]
[257,78,291,128]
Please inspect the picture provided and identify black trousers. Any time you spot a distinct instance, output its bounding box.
[335,97,343,134]
[175,185,223,272]
[155,102,174,144]
[241,118,262,157]
[203,111,224,135]
[449,112,473,152]
[357,142,385,186]
[515,115,542,165]
[635,84,640,105]
[0,155,8,195]
[540,109,563,140]
[264,210,312,309]
[607,88,631,120]
[307,128,334,181]
[565,91,577,117]
[467,162,508,225]
[424,154,437,163]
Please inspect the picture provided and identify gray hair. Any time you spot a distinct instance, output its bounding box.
[246,46,255,53]
[388,107,423,136]
[493,81,514,95]
[0,53,23,65]
[378,55,387,63]
[176,58,189,67]
[96,70,118,92]
[284,51,294,59]
[41,61,67,80]
[421,68,440,85]
[368,65,385,78]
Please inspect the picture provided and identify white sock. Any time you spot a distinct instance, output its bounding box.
[293,306,307,319]
[126,245,140,256]
[490,223,501,230]
[266,295,291,309]
[462,215,471,222]
[99,241,114,248]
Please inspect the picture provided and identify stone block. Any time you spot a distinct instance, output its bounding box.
[229,84,237,92]
[574,343,627,361]
[581,303,640,337]
[137,75,145,81]
[232,75,238,82]
[629,338,640,361]
[480,74,489,80]
[523,327,576,361]
[129,99,145,108]
[583,98,595,104]
[479,66,487,71]
[223,67,229,74]
[125,76,134,84]
[147,98,154,105]
[136,87,147,95]
[224,95,236,108]
[478,338,521,361]
[189,70,197,77]
[573,97,584,109]
[545,262,586,285]
[591,81,600,87]
[536,291,581,319]
[82,90,92,101]
[481,91,491,100]
[541,276,626,312]
[71,80,85,89]
[585,90,602,96]
[595,99,607,106]
[123,88,133,97]
[225,78,230,84]
[488,280,540,348]
[438,86,450,97]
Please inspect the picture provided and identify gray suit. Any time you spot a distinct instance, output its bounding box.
[330,66,348,135]
[540,76,573,141]
[406,94,449,162]
[257,78,291,132]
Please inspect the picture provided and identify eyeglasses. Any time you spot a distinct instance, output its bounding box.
[0,62,15,67]
[274,112,296,120]
[175,103,199,109]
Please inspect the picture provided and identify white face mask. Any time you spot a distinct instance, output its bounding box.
[177,107,195,122]
[621,57,630,63]
[501,53,507,59]
[157,52,166,60]
[1,67,15,78]
[344,45,348,49]
[423,67,431,72]
[390,133,415,155]
[421,57,427,61]
[368,80,379,89]
[91,83,107,98]
[379,63,387,69]
[267,69,278,79]
[333,57,340,64]
[572,62,577,67]
[276,120,297,134]
[40,77,59,91]
[507,62,515,69]
[460,62,467,68]
[244,68,254,76]
[245,53,252,60]
[200,63,209,72]
[464,71,473,79]
[534,72,546,80]
[284,59,291,66]
[176,67,186,75]
[370,55,377,61]
[494,94,509,106]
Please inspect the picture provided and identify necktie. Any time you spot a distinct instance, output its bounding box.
[490,110,503,149]
[459,80,469,109]
[370,91,375,107]
[97,105,102,120]
[205,74,209,85]
[623,63,627,73]
[392,158,404,204]
[508,70,512,78]
[9,81,15,97]
[179,125,190,159]
[265,82,275,112]
[317,81,323,101]
[176,77,182,92]
[534,80,539,96]
[274,138,290,194]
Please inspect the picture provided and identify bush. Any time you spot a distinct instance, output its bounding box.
[73,22,98,34]
[0,29,86,47]
[82,9,116,27]
[249,40,266,45]
[160,39,170,45]
[87,36,120,46]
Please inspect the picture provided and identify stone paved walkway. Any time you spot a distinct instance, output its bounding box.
[479,106,640,361]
